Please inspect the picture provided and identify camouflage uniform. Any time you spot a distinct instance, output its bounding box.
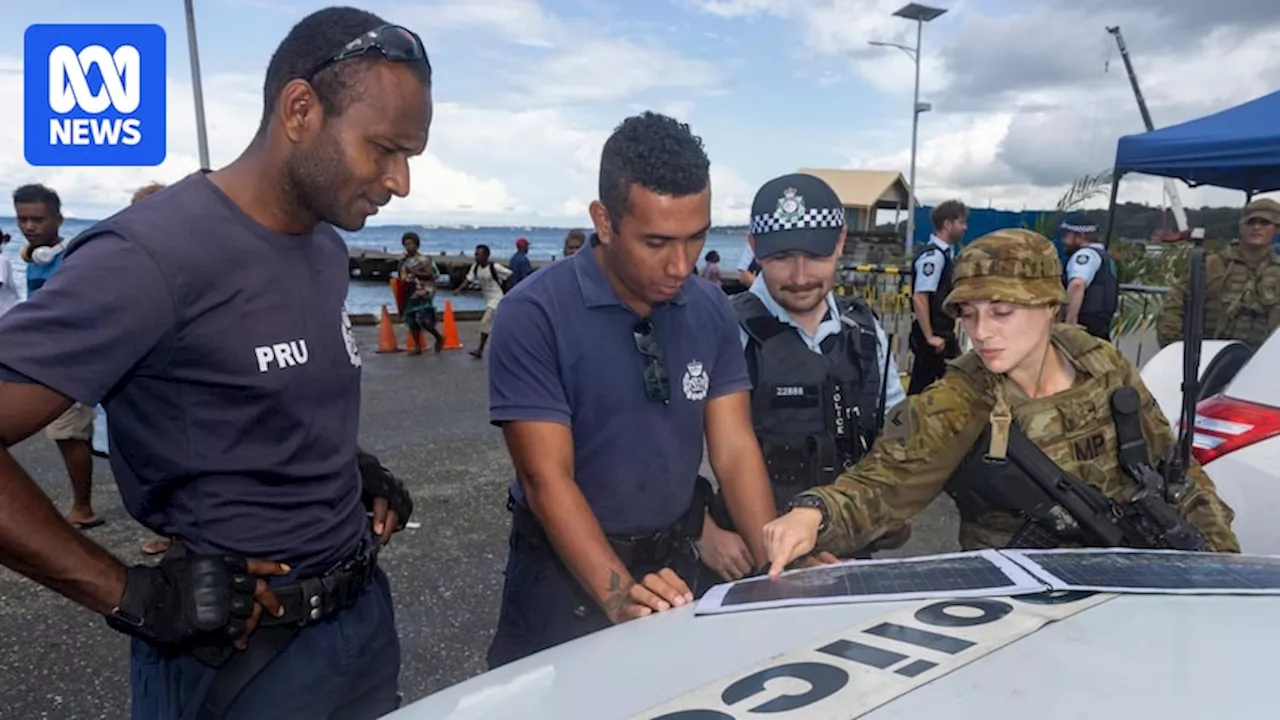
[800,229,1240,556]
[1157,199,1280,351]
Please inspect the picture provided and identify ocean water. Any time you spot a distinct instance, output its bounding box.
[0,219,750,315]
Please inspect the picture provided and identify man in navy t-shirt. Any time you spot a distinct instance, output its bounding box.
[0,8,429,718]
[484,111,780,669]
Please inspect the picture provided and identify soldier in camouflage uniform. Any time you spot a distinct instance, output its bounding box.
[762,229,1240,573]
[1157,198,1280,351]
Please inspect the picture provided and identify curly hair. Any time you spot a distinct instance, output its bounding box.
[131,182,166,205]
[257,7,431,135]
[598,111,710,227]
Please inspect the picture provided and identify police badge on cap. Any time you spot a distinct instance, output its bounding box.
[748,173,846,259]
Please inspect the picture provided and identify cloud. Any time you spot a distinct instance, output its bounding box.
[0,0,746,227]
[684,0,1280,211]
[397,0,725,107]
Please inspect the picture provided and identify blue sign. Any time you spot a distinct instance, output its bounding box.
[24,24,167,167]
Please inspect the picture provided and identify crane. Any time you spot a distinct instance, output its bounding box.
[1106,25,1189,236]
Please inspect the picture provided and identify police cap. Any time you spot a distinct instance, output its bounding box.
[942,228,1068,318]
[747,173,846,259]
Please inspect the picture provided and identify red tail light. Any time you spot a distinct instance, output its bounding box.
[1189,396,1280,465]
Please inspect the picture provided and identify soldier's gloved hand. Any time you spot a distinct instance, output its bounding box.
[357,447,414,545]
[105,554,290,652]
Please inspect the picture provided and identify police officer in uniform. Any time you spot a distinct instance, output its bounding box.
[907,200,968,394]
[484,111,779,668]
[1059,211,1119,341]
[701,174,911,579]
[760,229,1240,574]
[0,9,426,717]
[1157,198,1280,352]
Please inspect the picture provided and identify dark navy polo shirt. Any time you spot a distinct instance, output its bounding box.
[488,240,751,535]
[0,172,366,577]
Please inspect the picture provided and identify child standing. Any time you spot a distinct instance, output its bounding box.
[399,232,445,354]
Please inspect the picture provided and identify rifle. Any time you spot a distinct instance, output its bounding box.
[998,415,1205,551]
[1164,246,1206,495]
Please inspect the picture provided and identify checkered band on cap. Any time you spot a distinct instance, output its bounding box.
[749,206,845,235]
[1060,221,1098,234]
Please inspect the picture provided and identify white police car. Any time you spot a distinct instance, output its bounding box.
[389,580,1276,719]
[1141,327,1280,556]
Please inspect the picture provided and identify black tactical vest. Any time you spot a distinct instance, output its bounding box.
[1064,245,1119,341]
[910,244,955,337]
[734,292,883,511]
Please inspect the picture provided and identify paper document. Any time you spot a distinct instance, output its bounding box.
[694,550,1047,616]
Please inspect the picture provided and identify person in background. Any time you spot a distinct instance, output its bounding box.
[12,184,100,531]
[509,237,535,286]
[456,243,512,359]
[399,231,444,354]
[562,228,585,258]
[1157,198,1280,352]
[907,199,967,395]
[0,229,16,317]
[700,249,722,286]
[736,241,760,286]
[131,183,167,205]
[1058,211,1119,341]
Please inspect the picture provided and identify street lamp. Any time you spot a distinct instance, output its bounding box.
[869,2,947,257]
[183,0,211,170]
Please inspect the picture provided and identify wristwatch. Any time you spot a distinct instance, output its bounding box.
[786,494,830,534]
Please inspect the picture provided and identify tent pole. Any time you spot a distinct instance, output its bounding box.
[1103,167,1123,249]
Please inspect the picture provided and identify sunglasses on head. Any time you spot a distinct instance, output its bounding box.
[632,318,669,404]
[305,24,430,81]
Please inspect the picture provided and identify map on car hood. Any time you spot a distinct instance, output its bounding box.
[696,548,1280,615]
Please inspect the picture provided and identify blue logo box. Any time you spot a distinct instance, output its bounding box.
[24,23,167,167]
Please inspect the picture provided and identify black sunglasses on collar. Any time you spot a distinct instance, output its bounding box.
[305,24,431,81]
[632,318,670,404]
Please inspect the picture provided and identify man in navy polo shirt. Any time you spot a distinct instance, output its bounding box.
[485,111,781,668]
[0,8,426,718]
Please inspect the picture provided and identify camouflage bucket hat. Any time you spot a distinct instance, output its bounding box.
[942,228,1068,318]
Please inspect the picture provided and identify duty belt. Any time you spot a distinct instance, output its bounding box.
[262,540,380,627]
[166,537,380,629]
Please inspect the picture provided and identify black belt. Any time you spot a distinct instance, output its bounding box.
[173,539,381,720]
[507,489,705,569]
[260,540,380,627]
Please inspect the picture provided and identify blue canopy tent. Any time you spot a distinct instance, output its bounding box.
[1103,89,1280,245]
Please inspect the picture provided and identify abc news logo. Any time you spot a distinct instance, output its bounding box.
[24,24,167,167]
[48,44,143,147]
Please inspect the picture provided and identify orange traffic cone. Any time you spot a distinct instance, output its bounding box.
[405,325,422,354]
[376,305,401,353]
[440,300,464,350]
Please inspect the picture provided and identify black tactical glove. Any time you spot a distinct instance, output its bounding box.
[105,554,260,654]
[357,447,414,531]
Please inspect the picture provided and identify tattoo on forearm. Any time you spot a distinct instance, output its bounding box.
[600,569,634,618]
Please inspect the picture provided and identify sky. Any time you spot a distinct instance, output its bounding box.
[1,0,1277,227]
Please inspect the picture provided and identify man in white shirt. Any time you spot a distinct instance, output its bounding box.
[0,231,18,317]
[458,243,513,358]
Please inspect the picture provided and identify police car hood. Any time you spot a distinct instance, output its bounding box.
[390,587,1272,719]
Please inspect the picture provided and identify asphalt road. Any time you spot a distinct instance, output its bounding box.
[0,322,959,719]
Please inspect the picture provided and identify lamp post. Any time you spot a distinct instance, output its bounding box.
[869,2,947,257]
[184,0,211,170]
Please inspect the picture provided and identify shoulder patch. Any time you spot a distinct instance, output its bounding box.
[1076,252,1092,265]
